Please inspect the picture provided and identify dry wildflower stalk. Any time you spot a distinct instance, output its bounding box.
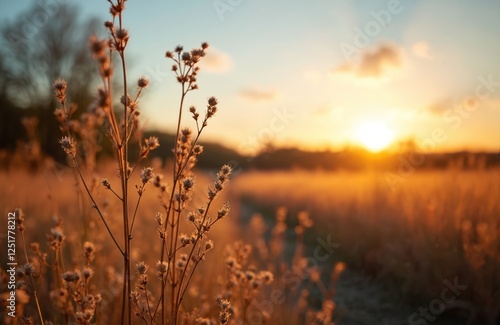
[14,209,44,324]
[215,241,274,323]
[48,1,231,324]
[6,1,336,324]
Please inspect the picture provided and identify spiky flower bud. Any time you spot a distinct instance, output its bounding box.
[136,261,148,275]
[156,261,168,278]
[115,28,129,41]
[83,242,96,262]
[59,136,76,156]
[154,212,163,226]
[62,271,81,283]
[205,240,214,252]
[137,76,149,88]
[140,167,154,184]
[145,136,159,150]
[101,179,111,189]
[53,79,67,102]
[182,177,195,191]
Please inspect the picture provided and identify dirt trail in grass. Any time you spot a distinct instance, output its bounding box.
[235,199,464,325]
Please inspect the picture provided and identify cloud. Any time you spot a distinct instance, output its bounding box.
[313,104,345,120]
[313,104,332,116]
[427,98,453,115]
[334,42,403,78]
[484,97,500,111]
[428,96,500,115]
[412,41,434,60]
[199,47,232,73]
[240,86,278,101]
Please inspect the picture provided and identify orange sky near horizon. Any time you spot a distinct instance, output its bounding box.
[1,0,500,154]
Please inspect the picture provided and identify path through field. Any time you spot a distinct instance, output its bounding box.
[235,199,466,325]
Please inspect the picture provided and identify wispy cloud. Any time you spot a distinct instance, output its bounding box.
[199,47,232,73]
[412,41,434,60]
[427,98,452,115]
[313,103,345,120]
[240,85,278,101]
[334,42,403,78]
[428,96,500,115]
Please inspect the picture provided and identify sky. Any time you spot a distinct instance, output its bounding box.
[1,0,500,154]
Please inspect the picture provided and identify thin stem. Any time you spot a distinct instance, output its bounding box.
[129,185,145,236]
[72,155,125,256]
[21,232,45,325]
[109,186,124,201]
[117,13,132,321]
[159,81,187,325]
[143,283,153,323]
[174,200,213,315]
[172,259,201,324]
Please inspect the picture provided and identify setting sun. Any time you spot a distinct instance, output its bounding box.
[355,120,394,152]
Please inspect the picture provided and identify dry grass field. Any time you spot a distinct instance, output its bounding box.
[2,166,499,324]
[228,168,500,324]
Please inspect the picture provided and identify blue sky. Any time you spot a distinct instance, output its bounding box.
[2,0,500,153]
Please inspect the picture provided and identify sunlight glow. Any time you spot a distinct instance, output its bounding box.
[355,120,394,152]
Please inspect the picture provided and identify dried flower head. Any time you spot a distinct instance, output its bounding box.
[62,271,81,283]
[259,271,274,284]
[49,226,65,250]
[53,79,67,102]
[104,20,114,29]
[205,240,214,252]
[187,212,196,222]
[120,94,132,107]
[156,261,168,278]
[196,318,210,325]
[219,299,231,324]
[180,233,190,246]
[182,177,195,191]
[101,178,111,189]
[153,174,163,188]
[89,36,107,57]
[145,136,159,150]
[59,136,76,156]
[115,28,129,41]
[176,259,186,270]
[15,208,25,232]
[220,164,232,176]
[245,271,255,281]
[137,76,149,88]
[140,167,154,184]
[182,52,191,61]
[220,309,231,325]
[82,267,94,280]
[83,241,96,262]
[154,212,163,226]
[17,263,34,277]
[136,261,148,275]
[217,202,230,219]
[53,78,67,92]
[193,145,203,155]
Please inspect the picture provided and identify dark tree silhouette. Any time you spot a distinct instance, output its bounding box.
[0,2,101,159]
